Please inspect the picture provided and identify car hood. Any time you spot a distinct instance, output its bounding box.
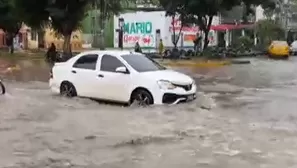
[141,70,194,85]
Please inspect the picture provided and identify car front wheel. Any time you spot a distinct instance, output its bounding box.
[130,89,153,106]
[60,82,77,97]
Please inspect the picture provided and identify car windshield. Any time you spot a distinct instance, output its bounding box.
[272,41,288,46]
[121,54,166,72]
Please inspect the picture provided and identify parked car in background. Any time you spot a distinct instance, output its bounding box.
[268,41,290,59]
[290,40,297,55]
[49,50,197,105]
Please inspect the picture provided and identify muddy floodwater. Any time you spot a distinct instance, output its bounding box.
[1,57,297,168]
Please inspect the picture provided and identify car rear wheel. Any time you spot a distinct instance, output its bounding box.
[60,82,77,97]
[130,89,153,106]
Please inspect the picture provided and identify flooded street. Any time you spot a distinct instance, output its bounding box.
[1,57,297,168]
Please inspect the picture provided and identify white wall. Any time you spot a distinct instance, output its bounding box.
[114,11,220,49]
[114,11,167,49]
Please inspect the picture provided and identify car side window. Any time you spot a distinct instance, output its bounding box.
[73,54,98,70]
[100,55,124,72]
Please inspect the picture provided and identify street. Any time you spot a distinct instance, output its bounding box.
[1,57,297,167]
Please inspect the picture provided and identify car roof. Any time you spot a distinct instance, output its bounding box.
[78,50,140,57]
[272,40,287,44]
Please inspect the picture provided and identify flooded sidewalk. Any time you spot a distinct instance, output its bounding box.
[1,57,297,167]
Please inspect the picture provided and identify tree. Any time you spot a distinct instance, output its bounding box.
[47,0,89,55]
[15,0,50,49]
[241,0,275,23]
[160,0,240,50]
[255,19,284,47]
[159,0,191,49]
[0,0,22,53]
[16,0,90,56]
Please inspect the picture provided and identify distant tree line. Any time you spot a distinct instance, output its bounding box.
[0,0,276,54]
[0,0,132,54]
[158,0,276,49]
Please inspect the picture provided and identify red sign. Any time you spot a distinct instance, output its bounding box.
[123,35,140,43]
[142,36,151,44]
[169,17,198,32]
[123,34,153,45]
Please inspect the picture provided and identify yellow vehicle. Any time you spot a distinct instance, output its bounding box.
[268,41,289,59]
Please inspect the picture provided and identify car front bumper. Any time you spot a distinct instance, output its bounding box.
[162,93,196,104]
[153,84,197,105]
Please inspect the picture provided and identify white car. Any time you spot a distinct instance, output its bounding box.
[49,50,197,105]
[290,41,297,55]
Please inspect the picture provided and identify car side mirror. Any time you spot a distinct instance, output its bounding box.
[115,66,128,73]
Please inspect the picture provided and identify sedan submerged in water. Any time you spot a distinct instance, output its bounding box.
[49,50,196,105]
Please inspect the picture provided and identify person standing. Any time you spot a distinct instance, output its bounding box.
[46,43,57,64]
[134,42,142,53]
[158,39,164,58]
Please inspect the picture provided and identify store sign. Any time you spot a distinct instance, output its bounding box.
[124,21,152,34]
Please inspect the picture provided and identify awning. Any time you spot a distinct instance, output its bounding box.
[211,24,254,31]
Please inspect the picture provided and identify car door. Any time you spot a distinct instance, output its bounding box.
[96,54,132,102]
[71,54,99,97]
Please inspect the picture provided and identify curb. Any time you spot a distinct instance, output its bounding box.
[159,60,231,67]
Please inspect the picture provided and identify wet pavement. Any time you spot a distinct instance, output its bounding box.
[1,57,297,167]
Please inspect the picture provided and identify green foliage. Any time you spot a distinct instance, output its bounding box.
[159,0,192,47]
[241,0,275,22]
[232,36,254,52]
[159,0,241,49]
[16,0,89,36]
[14,0,49,29]
[93,0,125,18]
[47,0,89,35]
[255,19,285,47]
[0,0,22,34]
[14,0,91,54]
[159,0,277,50]
[90,0,134,49]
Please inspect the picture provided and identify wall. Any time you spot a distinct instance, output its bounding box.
[43,28,83,50]
[114,11,219,49]
[27,28,83,50]
[81,10,114,48]
[114,11,167,49]
[0,24,30,49]
[27,30,38,49]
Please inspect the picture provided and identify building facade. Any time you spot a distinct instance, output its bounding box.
[81,10,114,48]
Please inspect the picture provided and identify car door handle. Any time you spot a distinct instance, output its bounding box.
[71,70,76,73]
[98,74,104,78]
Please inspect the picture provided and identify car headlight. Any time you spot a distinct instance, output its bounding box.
[157,80,176,90]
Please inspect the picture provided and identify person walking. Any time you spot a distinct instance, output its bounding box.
[46,43,57,64]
